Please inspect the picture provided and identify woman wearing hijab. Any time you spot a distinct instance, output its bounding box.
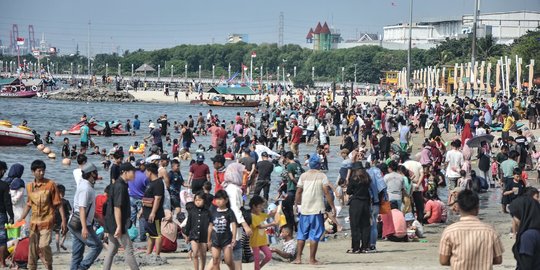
[461,122,473,147]
[3,164,25,222]
[509,196,540,270]
[346,164,372,253]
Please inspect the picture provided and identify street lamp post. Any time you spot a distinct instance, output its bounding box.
[158,64,161,81]
[354,64,357,85]
[185,64,188,80]
[198,65,201,81]
[407,0,413,92]
[71,62,73,77]
[171,65,174,78]
[105,63,108,77]
[118,63,121,77]
[293,66,296,77]
[212,65,215,83]
[312,66,315,82]
[341,67,345,87]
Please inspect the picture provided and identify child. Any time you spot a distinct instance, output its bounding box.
[209,190,237,270]
[271,227,297,262]
[202,181,214,209]
[457,170,471,190]
[44,131,54,144]
[184,192,210,270]
[404,213,424,239]
[61,138,70,158]
[172,139,180,158]
[491,157,499,187]
[70,145,78,159]
[195,144,206,154]
[166,132,172,146]
[54,185,71,252]
[249,195,277,270]
[303,154,310,167]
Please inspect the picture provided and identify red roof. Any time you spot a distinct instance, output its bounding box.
[313,22,322,34]
[320,22,331,34]
[306,28,313,39]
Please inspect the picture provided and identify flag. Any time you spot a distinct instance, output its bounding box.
[242,64,248,70]
[391,2,396,6]
[16,37,24,46]
[251,51,256,58]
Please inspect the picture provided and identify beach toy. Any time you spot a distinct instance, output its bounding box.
[273,165,283,174]
[444,142,449,147]
[37,144,45,151]
[42,147,51,154]
[5,221,24,239]
[48,153,56,159]
[62,158,71,165]
[55,131,61,136]
[61,130,68,135]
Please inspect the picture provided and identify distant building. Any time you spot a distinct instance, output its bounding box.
[306,22,342,51]
[227,34,249,44]
[383,10,540,48]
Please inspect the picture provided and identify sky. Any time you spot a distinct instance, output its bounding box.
[1,0,539,55]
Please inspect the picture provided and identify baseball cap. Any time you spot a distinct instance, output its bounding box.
[136,159,145,166]
[261,152,269,158]
[119,162,136,173]
[146,154,160,163]
[405,213,415,222]
[196,153,205,162]
[211,154,225,164]
[81,163,98,174]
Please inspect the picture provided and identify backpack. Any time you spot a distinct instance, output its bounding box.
[294,160,305,175]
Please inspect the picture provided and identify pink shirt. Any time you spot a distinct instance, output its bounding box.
[391,209,407,238]
[425,200,442,224]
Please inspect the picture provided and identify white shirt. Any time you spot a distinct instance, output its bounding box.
[306,116,316,131]
[445,149,464,178]
[476,127,486,136]
[73,168,83,186]
[297,170,329,215]
[72,179,96,225]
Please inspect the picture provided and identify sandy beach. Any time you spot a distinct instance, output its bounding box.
[44,105,535,270]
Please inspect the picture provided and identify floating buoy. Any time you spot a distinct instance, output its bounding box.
[55,131,61,136]
[62,158,71,165]
[37,144,45,151]
[61,130,68,135]
[48,153,56,159]
[43,147,51,154]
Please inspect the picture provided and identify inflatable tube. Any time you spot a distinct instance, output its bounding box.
[129,143,145,154]
[11,86,16,91]
[31,85,37,91]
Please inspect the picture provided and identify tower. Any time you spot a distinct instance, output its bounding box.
[28,25,36,52]
[278,12,284,47]
[10,24,19,54]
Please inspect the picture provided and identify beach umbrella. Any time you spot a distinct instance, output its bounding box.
[466,134,495,148]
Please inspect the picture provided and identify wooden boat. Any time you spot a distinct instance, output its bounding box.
[0,120,34,146]
[0,78,38,98]
[206,99,260,107]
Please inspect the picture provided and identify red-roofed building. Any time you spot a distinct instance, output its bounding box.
[306,28,314,43]
[308,21,341,51]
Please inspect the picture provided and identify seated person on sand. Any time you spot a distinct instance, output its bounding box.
[382,201,408,242]
[271,227,296,262]
[424,191,446,224]
[405,212,424,239]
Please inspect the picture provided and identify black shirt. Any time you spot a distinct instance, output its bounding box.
[0,181,13,219]
[210,208,236,247]
[185,206,211,242]
[110,163,120,184]
[143,178,165,220]
[256,160,274,181]
[105,178,132,233]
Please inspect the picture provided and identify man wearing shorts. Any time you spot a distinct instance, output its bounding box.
[293,155,335,265]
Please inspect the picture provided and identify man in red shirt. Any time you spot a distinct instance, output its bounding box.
[289,120,303,158]
[94,185,109,227]
[188,153,211,193]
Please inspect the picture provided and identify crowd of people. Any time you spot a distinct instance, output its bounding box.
[1,88,540,269]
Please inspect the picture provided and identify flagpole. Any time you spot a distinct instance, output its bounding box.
[250,53,254,86]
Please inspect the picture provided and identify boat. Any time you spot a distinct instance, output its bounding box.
[0,120,34,146]
[205,86,260,107]
[189,99,208,105]
[0,78,38,98]
[206,98,260,107]
[68,119,130,136]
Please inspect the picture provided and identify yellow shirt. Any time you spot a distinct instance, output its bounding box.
[503,116,515,132]
[250,213,269,247]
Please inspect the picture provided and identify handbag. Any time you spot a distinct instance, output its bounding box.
[142,197,154,207]
[402,194,412,214]
[68,202,93,231]
[379,199,391,215]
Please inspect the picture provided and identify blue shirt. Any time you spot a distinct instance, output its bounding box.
[133,119,140,130]
[80,125,90,143]
[128,170,148,199]
[367,167,387,204]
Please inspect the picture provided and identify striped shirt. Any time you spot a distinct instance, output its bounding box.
[439,216,504,270]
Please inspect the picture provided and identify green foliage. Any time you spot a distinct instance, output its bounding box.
[1,27,538,83]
